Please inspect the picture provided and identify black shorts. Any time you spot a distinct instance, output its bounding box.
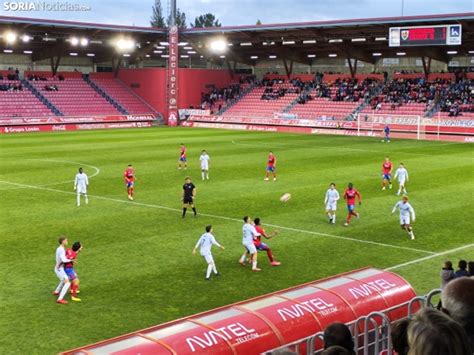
[183,197,193,204]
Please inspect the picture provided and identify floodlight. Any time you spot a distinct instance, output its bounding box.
[210,40,227,53]
[4,31,17,44]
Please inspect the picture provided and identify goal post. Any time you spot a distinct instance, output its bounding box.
[357,113,424,140]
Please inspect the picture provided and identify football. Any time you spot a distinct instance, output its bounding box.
[280,193,292,202]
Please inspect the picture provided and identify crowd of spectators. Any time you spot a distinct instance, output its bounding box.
[27,73,65,81]
[438,79,474,117]
[0,82,23,91]
[44,84,59,92]
[200,84,242,111]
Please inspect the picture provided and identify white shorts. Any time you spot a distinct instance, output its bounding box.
[243,241,257,254]
[201,165,209,171]
[202,253,214,264]
[77,187,87,194]
[398,179,406,186]
[326,202,337,211]
[54,267,68,282]
[400,215,410,225]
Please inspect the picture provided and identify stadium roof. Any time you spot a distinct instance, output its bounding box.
[0,12,473,66]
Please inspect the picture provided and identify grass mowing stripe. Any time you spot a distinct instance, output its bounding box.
[0,179,436,255]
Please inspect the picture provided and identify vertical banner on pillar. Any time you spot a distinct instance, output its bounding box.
[168,25,179,126]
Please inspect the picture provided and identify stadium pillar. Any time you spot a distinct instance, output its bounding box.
[50,56,61,76]
[112,56,122,78]
[421,56,431,78]
[283,58,293,79]
[167,0,179,126]
[348,58,358,78]
[226,60,237,79]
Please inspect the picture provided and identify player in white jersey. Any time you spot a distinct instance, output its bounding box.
[391,196,416,240]
[193,225,225,280]
[199,150,210,180]
[239,216,261,271]
[74,167,89,206]
[394,163,409,196]
[53,236,73,304]
[324,183,340,224]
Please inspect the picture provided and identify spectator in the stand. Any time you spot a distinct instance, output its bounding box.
[323,323,355,355]
[407,307,471,355]
[454,260,470,278]
[441,277,474,351]
[322,346,351,355]
[437,260,455,310]
[390,318,410,355]
[469,261,474,276]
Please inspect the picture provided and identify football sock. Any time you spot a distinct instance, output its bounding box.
[239,253,247,263]
[212,263,218,274]
[266,249,274,262]
[85,195,88,204]
[346,214,351,223]
[206,264,212,278]
[332,214,336,223]
[252,260,258,270]
[202,172,205,180]
[182,208,187,217]
[58,282,70,301]
[71,283,78,297]
[192,207,197,216]
[76,194,80,206]
[54,281,64,293]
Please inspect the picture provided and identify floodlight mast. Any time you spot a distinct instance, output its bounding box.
[167,0,179,126]
[170,0,176,27]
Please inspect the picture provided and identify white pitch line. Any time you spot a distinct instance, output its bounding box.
[0,159,100,190]
[385,244,474,271]
[0,180,435,255]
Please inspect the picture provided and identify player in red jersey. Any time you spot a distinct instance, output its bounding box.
[343,183,362,226]
[178,143,187,170]
[64,242,83,302]
[381,157,393,191]
[123,164,135,200]
[253,218,281,266]
[264,151,277,181]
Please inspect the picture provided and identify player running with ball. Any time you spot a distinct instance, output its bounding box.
[324,183,340,224]
[193,225,224,280]
[343,183,362,226]
[392,196,416,240]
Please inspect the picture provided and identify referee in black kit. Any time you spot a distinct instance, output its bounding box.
[182,176,197,218]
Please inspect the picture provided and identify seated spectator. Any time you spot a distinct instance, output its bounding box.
[323,323,355,355]
[437,260,454,309]
[407,307,471,355]
[441,277,474,351]
[454,260,470,278]
[322,345,351,355]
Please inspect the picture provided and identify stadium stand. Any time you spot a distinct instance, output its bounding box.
[89,74,157,115]
[26,71,121,116]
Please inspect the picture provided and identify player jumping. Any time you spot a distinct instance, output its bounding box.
[343,183,362,226]
[53,236,73,304]
[254,218,280,266]
[391,196,416,240]
[394,163,409,196]
[324,183,340,224]
[239,216,261,271]
[264,151,277,181]
[74,167,89,206]
[178,143,187,170]
[193,225,225,280]
[64,242,83,302]
[182,177,197,218]
[381,157,393,191]
[199,150,210,180]
[123,164,135,200]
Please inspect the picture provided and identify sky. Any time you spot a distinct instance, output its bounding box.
[0,0,473,27]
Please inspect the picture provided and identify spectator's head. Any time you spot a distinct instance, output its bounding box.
[444,260,453,270]
[458,260,467,271]
[323,323,354,354]
[469,261,474,276]
[407,307,471,355]
[391,318,410,355]
[321,346,351,355]
[441,277,474,345]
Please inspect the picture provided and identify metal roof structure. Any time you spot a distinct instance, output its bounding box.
[0,12,472,66]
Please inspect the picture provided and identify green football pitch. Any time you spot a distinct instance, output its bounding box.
[0,127,472,354]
